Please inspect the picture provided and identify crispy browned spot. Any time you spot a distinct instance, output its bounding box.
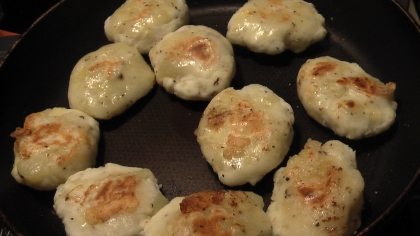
[180,190,226,214]
[259,9,291,22]
[169,36,217,66]
[223,134,251,159]
[297,186,327,204]
[345,100,355,108]
[336,76,396,98]
[88,60,121,78]
[10,113,88,165]
[83,175,140,225]
[207,109,233,130]
[321,216,341,223]
[206,95,270,159]
[206,97,266,132]
[190,42,211,61]
[295,165,343,206]
[191,214,231,236]
[231,99,267,135]
[130,2,154,21]
[181,190,248,236]
[253,0,292,22]
[311,61,337,76]
[305,144,316,159]
[210,97,269,159]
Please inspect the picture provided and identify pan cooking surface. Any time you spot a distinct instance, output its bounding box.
[0,0,419,235]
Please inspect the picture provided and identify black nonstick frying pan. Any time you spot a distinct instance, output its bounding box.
[0,0,419,235]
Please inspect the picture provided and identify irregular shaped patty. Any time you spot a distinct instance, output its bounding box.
[105,0,189,54]
[54,163,168,236]
[10,107,99,190]
[149,25,235,101]
[68,43,155,120]
[267,139,364,236]
[297,56,397,139]
[144,190,272,236]
[195,84,294,186]
[226,0,327,54]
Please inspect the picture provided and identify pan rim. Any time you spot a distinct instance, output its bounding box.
[0,0,419,235]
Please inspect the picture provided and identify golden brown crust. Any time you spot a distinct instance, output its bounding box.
[88,60,122,78]
[267,140,365,236]
[180,190,226,214]
[294,165,344,206]
[131,2,154,21]
[223,134,251,159]
[297,57,397,139]
[205,94,268,134]
[282,142,355,233]
[205,95,270,160]
[191,214,232,236]
[168,36,217,66]
[285,144,347,208]
[311,61,337,76]
[66,175,140,225]
[207,109,233,131]
[256,0,292,22]
[10,113,90,166]
[336,76,396,98]
[301,59,396,98]
[179,190,249,236]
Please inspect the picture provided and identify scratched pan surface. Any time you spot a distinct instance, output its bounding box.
[0,0,419,235]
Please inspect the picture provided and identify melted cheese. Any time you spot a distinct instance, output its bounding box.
[297,56,397,139]
[267,139,364,236]
[104,0,189,54]
[68,43,155,120]
[54,163,168,236]
[10,108,99,190]
[149,25,236,101]
[226,0,327,54]
[195,84,294,186]
[144,190,272,236]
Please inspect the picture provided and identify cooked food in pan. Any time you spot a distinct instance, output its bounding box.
[144,190,272,236]
[6,1,410,234]
[297,56,397,139]
[10,107,99,190]
[195,84,294,186]
[226,0,327,54]
[54,163,168,236]
[149,25,236,101]
[267,139,364,236]
[68,43,155,120]
[104,0,189,54]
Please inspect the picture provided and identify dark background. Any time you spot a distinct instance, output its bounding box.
[0,0,419,235]
[0,0,61,33]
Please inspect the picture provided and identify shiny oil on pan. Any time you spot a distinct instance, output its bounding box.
[0,0,419,235]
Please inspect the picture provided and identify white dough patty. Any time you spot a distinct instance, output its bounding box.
[144,190,272,236]
[54,163,168,236]
[149,25,236,101]
[10,108,99,190]
[267,139,365,236]
[68,43,155,120]
[195,84,294,186]
[104,0,189,54]
[297,56,397,139]
[226,0,327,54]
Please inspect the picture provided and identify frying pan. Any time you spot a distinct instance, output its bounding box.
[0,0,419,235]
